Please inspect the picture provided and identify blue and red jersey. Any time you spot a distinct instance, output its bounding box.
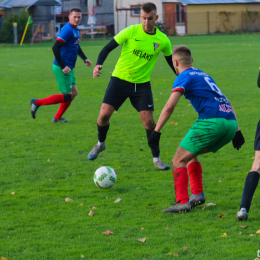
[53,22,80,69]
[172,67,236,120]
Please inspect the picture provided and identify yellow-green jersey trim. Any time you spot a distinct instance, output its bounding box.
[112,24,172,83]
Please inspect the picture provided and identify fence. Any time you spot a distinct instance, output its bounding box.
[164,11,260,35]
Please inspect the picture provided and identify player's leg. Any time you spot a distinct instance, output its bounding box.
[237,120,260,221]
[187,157,206,208]
[29,64,73,120]
[131,82,169,170]
[162,146,197,213]
[88,77,126,160]
[53,83,78,122]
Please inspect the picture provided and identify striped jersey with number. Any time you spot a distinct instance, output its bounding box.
[172,67,236,120]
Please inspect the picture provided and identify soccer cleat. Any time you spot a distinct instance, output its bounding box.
[236,208,248,221]
[189,192,206,208]
[52,117,69,123]
[30,98,39,119]
[162,202,191,213]
[154,160,170,171]
[88,143,106,160]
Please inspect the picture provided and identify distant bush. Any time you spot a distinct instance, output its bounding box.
[0,9,32,43]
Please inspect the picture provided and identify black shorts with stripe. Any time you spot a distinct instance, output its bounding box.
[103,76,154,112]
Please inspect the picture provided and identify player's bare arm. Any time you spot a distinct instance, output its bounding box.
[155,91,182,132]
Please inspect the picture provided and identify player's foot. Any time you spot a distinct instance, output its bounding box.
[154,160,170,171]
[30,98,39,119]
[189,192,206,208]
[162,202,191,213]
[236,208,248,221]
[88,143,106,160]
[52,117,69,123]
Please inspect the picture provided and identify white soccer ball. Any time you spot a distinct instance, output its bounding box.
[93,166,117,189]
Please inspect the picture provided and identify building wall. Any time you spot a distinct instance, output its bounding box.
[61,0,114,25]
[186,3,260,34]
[114,0,163,34]
[0,10,5,18]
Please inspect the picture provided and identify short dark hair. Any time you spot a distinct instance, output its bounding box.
[141,2,157,13]
[172,45,192,65]
[70,8,81,14]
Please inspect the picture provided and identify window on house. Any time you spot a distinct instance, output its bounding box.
[175,3,185,24]
[130,5,141,17]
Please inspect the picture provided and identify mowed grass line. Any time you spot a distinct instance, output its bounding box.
[0,34,260,260]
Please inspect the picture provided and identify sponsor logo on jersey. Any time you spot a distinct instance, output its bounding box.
[132,49,153,61]
[219,104,232,113]
[153,42,160,51]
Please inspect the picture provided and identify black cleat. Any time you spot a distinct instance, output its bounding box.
[30,98,39,119]
[52,117,69,123]
[189,192,205,208]
[162,202,191,213]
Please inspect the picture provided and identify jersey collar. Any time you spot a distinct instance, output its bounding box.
[69,22,77,29]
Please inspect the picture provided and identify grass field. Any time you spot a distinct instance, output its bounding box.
[0,33,260,260]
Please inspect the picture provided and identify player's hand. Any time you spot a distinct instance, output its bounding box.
[93,65,102,79]
[232,130,245,150]
[62,66,71,74]
[148,130,161,156]
[85,59,92,67]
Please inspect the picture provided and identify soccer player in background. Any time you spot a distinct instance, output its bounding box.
[148,45,245,213]
[30,8,92,122]
[87,2,176,170]
[236,74,260,220]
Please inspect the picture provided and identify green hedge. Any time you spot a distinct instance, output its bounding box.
[0,9,32,43]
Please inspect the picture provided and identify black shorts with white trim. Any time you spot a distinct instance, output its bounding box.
[103,76,154,112]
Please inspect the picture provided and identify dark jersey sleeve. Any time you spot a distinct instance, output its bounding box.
[96,38,119,65]
[78,45,88,61]
[52,40,66,69]
[164,55,176,75]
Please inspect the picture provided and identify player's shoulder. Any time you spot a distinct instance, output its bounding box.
[155,27,169,40]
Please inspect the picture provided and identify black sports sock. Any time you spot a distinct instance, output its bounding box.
[97,123,110,142]
[240,171,259,212]
[146,128,159,157]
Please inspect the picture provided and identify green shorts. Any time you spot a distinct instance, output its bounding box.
[180,118,238,154]
[52,64,76,93]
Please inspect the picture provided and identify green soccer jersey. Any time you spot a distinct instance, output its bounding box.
[113,24,172,83]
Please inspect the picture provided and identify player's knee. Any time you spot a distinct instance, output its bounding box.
[143,118,155,129]
[63,93,72,102]
[98,114,110,125]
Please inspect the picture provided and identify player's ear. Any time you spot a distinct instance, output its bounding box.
[155,15,159,21]
[191,57,193,63]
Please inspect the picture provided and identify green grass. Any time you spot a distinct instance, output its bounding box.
[0,34,260,259]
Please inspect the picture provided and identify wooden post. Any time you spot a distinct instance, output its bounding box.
[242,11,244,31]
[208,11,210,34]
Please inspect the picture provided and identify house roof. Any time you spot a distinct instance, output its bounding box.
[0,0,61,8]
[161,0,260,4]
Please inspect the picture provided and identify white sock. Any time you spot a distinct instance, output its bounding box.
[153,157,161,163]
[98,141,105,145]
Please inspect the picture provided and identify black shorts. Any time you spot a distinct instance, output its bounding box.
[103,76,154,112]
[254,119,260,150]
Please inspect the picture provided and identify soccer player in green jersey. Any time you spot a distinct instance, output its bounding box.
[87,2,176,170]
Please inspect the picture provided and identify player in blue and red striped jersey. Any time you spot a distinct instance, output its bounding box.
[148,45,245,213]
[30,8,92,122]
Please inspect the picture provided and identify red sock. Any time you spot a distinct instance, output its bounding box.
[35,94,64,106]
[54,101,72,119]
[188,162,203,195]
[173,167,189,204]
